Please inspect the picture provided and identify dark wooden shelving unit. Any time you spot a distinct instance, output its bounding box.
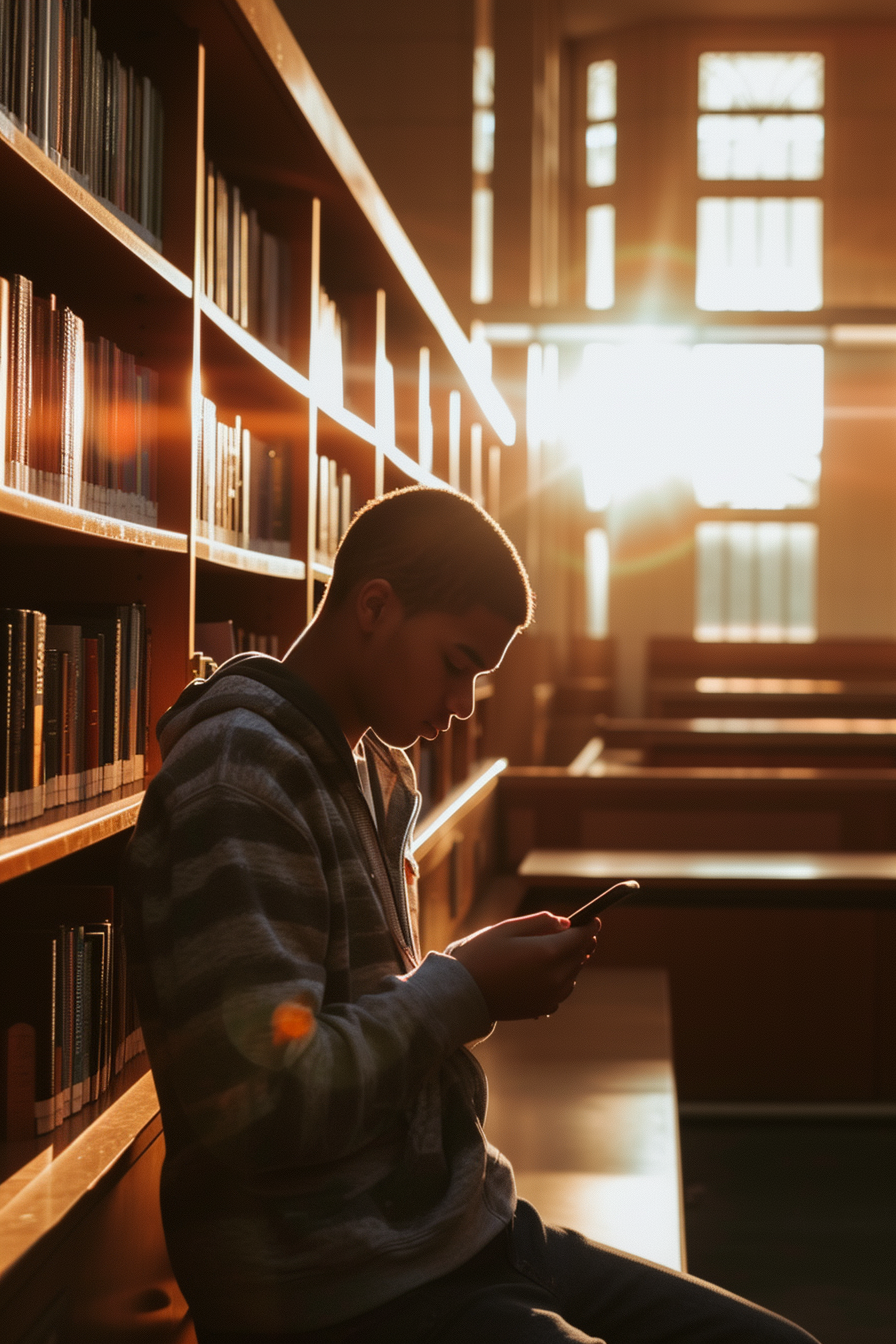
[0,3,515,1337]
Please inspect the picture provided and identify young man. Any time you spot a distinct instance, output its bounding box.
[123,487,819,1344]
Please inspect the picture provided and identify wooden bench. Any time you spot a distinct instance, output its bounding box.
[475,967,685,1270]
[647,637,896,720]
[498,765,896,867]
[588,716,896,770]
[511,845,896,1105]
[518,847,896,906]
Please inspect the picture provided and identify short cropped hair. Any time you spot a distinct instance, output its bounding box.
[325,486,534,629]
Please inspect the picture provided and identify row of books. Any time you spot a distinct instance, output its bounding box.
[0,0,164,245]
[316,286,344,411]
[316,453,351,564]
[204,160,291,361]
[194,620,280,671]
[1,272,159,525]
[196,397,290,556]
[1,602,149,828]
[1,886,143,1140]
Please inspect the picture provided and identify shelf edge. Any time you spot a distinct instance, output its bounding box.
[229,0,516,445]
[201,294,311,396]
[0,488,187,550]
[194,535,306,579]
[0,792,145,882]
[0,1072,160,1285]
[0,109,192,299]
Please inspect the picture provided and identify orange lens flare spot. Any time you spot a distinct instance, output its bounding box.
[271,1001,315,1047]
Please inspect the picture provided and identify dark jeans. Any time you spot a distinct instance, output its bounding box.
[195,1199,821,1344]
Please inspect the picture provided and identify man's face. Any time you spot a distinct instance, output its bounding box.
[357,594,518,750]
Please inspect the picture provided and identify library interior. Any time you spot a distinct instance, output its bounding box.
[1,0,895,1340]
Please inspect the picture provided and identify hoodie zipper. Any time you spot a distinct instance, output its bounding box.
[345,784,420,971]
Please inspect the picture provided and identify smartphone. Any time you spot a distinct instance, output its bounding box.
[567,880,639,927]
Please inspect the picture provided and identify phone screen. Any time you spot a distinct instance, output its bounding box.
[567,880,639,927]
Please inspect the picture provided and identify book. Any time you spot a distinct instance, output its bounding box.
[2,886,140,1136]
[315,454,351,565]
[203,158,292,360]
[0,276,9,481]
[0,603,147,829]
[196,398,293,557]
[0,926,56,1138]
[2,269,158,524]
[0,608,45,826]
[0,0,164,246]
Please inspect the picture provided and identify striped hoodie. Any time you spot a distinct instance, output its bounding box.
[121,656,516,1333]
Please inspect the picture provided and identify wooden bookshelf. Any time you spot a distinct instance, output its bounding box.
[0,2,516,1333]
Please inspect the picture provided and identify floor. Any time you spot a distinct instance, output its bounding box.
[477,968,685,1271]
[679,1119,896,1344]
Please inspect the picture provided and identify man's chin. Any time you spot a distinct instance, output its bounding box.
[374,726,432,750]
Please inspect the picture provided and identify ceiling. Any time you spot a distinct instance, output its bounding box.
[561,0,896,37]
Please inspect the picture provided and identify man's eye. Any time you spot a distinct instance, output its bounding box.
[444,658,464,674]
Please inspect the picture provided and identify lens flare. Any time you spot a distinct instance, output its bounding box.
[271,1000,316,1048]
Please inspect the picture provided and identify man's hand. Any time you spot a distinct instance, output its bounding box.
[446,911,600,1021]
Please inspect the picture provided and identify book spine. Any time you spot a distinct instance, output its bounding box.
[34,934,57,1134]
[204,157,215,300]
[70,925,83,1114]
[8,275,33,494]
[82,635,99,797]
[1,615,12,828]
[0,276,9,488]
[43,646,59,808]
[3,1023,36,1140]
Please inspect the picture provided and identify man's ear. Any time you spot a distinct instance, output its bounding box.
[355,579,398,633]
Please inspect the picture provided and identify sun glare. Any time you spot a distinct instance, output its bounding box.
[569,342,823,512]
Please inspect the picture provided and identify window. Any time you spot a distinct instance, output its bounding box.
[696,197,823,311]
[570,343,823,512]
[586,60,616,185]
[696,521,817,642]
[471,0,494,304]
[695,52,824,311]
[698,114,824,180]
[698,52,823,111]
[585,528,610,637]
[583,60,616,307]
[691,344,823,509]
[585,204,615,310]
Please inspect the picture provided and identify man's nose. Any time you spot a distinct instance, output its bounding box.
[446,679,476,721]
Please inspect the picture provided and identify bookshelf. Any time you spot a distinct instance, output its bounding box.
[0,1,515,1332]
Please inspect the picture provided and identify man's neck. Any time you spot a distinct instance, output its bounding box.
[281,617,367,750]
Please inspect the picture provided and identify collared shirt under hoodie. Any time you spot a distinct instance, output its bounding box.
[121,655,515,1334]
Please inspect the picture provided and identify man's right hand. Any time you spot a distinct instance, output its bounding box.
[446,911,600,1021]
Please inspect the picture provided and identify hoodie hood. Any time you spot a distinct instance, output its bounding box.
[157,653,359,783]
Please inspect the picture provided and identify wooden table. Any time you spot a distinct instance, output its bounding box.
[476,968,685,1271]
[647,677,896,720]
[518,848,896,905]
[589,716,896,769]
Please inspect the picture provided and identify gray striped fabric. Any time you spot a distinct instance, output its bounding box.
[122,666,515,1333]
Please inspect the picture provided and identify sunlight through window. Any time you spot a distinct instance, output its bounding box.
[585,528,610,637]
[569,343,823,511]
[586,121,617,187]
[698,114,823,180]
[698,53,824,112]
[691,344,823,509]
[696,521,817,642]
[586,205,615,309]
[471,0,494,304]
[696,197,823,310]
[587,60,617,121]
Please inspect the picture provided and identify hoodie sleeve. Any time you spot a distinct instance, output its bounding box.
[124,765,494,1175]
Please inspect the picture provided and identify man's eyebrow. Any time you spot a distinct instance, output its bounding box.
[455,643,487,670]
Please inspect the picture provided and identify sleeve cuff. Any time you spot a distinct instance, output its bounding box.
[400,951,494,1049]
